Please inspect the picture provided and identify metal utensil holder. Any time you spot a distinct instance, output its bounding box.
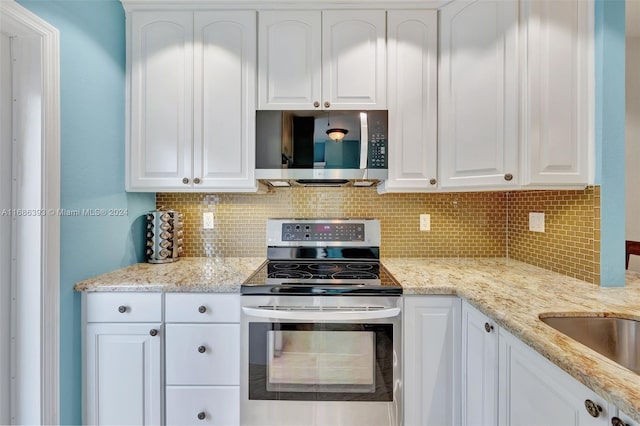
[146,210,183,264]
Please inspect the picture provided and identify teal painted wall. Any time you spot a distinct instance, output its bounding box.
[14,1,155,424]
[595,0,626,286]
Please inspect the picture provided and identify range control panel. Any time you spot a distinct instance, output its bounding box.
[282,222,365,242]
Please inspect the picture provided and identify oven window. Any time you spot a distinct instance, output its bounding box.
[267,330,375,393]
[249,323,394,401]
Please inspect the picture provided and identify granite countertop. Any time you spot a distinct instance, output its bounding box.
[74,256,640,421]
[74,257,265,292]
[382,258,640,422]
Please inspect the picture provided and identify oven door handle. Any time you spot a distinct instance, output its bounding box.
[242,306,400,321]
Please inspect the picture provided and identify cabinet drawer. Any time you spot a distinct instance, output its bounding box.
[166,386,239,426]
[85,292,162,323]
[165,293,240,323]
[165,324,240,385]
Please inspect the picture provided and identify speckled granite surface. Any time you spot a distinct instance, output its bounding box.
[382,258,640,422]
[74,257,265,292]
[74,256,640,421]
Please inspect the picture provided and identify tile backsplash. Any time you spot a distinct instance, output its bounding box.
[507,187,600,284]
[156,185,600,284]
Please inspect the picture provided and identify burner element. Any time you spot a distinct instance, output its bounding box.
[271,263,301,270]
[269,271,314,279]
[346,263,374,271]
[308,263,339,272]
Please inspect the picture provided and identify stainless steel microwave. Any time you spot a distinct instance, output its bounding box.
[255,110,388,182]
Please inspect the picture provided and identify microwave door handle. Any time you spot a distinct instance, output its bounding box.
[242,306,400,321]
[359,112,368,169]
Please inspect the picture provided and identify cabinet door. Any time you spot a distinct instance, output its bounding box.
[194,12,257,191]
[438,0,519,189]
[166,386,239,426]
[404,296,461,426]
[498,328,610,426]
[85,323,162,425]
[382,11,438,193]
[322,11,386,109]
[165,324,240,385]
[258,11,321,109]
[614,410,639,426]
[461,301,499,426]
[129,12,193,190]
[521,0,590,186]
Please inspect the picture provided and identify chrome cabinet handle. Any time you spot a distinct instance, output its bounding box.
[182,177,190,184]
[429,178,437,185]
[149,329,158,337]
[324,101,331,108]
[198,305,207,314]
[611,417,629,426]
[198,345,206,353]
[193,177,201,184]
[484,322,494,333]
[197,412,206,420]
[313,101,320,108]
[584,399,602,418]
[504,173,513,181]
[118,305,127,313]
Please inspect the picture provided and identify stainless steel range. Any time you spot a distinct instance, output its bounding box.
[241,219,402,426]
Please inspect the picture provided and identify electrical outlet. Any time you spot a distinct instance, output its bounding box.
[203,212,214,229]
[529,212,545,233]
[420,214,431,231]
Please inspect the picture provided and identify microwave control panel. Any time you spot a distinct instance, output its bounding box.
[368,134,387,169]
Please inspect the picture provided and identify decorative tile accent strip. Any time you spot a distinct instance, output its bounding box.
[156,186,600,283]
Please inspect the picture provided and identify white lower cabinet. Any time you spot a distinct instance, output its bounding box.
[461,301,499,426]
[84,292,240,426]
[84,293,163,426]
[166,386,240,426]
[164,293,240,426]
[165,324,240,386]
[498,328,611,426]
[404,296,461,426]
[615,411,639,426]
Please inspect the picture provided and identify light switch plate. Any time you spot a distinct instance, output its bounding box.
[529,212,545,233]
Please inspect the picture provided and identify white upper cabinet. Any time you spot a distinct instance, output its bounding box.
[258,11,321,109]
[129,12,194,190]
[438,0,519,189]
[380,10,438,193]
[258,10,386,110]
[127,11,257,192]
[520,0,590,186]
[194,12,256,190]
[322,11,386,109]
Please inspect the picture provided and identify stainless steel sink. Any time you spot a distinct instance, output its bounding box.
[539,315,640,374]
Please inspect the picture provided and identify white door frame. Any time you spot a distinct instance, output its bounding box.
[0,1,60,424]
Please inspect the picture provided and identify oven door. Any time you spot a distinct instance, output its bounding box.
[241,295,402,426]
